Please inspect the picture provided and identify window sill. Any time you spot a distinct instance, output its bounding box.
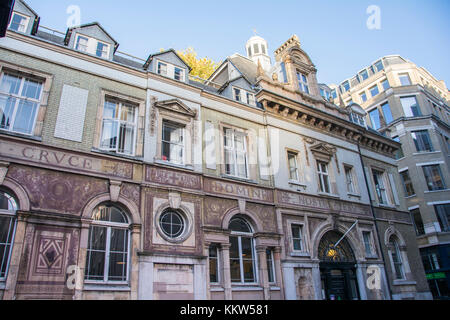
[220,174,257,185]
[210,286,224,292]
[392,280,417,286]
[318,192,340,199]
[83,283,131,291]
[92,148,142,161]
[405,194,417,199]
[424,189,450,194]
[0,129,42,142]
[154,159,194,171]
[289,180,307,188]
[290,251,310,257]
[378,203,396,209]
[231,286,263,291]
[365,254,379,259]
[347,192,361,198]
[412,151,441,156]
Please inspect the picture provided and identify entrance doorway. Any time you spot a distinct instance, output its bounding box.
[318,231,360,300]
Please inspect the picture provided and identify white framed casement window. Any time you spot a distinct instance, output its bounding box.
[229,216,258,284]
[8,12,30,33]
[0,190,18,281]
[157,61,168,76]
[223,127,249,179]
[209,244,220,284]
[344,165,357,194]
[161,121,185,165]
[74,34,110,59]
[317,161,331,194]
[369,84,380,98]
[291,224,304,252]
[232,87,256,106]
[155,60,185,82]
[297,72,310,94]
[174,67,184,81]
[100,98,137,156]
[372,169,388,204]
[287,151,299,181]
[85,204,130,284]
[0,72,43,135]
[266,249,276,284]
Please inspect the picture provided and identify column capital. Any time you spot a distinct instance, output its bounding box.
[255,245,267,253]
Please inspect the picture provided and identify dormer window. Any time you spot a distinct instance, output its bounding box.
[232,87,256,106]
[359,69,369,82]
[9,12,30,33]
[297,72,309,94]
[350,112,366,127]
[74,34,110,59]
[156,60,185,82]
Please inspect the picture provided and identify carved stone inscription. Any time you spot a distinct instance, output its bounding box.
[146,166,201,190]
[0,139,133,179]
[204,178,274,203]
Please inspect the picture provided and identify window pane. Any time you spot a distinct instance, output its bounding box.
[0,192,17,211]
[108,252,127,281]
[381,102,394,124]
[76,36,89,52]
[400,171,415,197]
[370,85,379,97]
[209,246,218,283]
[118,124,134,154]
[224,149,235,176]
[369,109,381,130]
[89,226,107,251]
[100,120,118,149]
[1,74,21,95]
[10,14,27,32]
[266,249,274,283]
[22,79,42,100]
[236,152,247,178]
[435,204,450,232]
[0,96,15,130]
[399,74,411,86]
[85,251,105,280]
[229,218,251,233]
[110,228,127,252]
[423,165,445,191]
[412,131,433,152]
[382,79,390,91]
[401,96,421,117]
[12,100,37,134]
[363,232,372,255]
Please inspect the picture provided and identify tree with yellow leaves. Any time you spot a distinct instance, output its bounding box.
[176,47,220,81]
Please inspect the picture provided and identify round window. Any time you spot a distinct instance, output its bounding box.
[159,210,185,239]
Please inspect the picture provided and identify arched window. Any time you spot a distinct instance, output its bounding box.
[389,236,404,279]
[0,190,18,280]
[85,204,130,283]
[229,216,257,283]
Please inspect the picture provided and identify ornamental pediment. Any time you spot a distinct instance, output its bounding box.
[154,99,197,118]
[309,142,336,162]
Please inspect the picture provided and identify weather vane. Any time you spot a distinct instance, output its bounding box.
[253,29,258,36]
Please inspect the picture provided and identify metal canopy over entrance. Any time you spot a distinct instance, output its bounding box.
[319,231,360,300]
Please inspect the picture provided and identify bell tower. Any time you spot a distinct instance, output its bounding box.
[246,35,272,72]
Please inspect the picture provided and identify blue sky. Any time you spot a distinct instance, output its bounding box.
[25,0,450,86]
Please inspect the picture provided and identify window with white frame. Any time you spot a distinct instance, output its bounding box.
[8,12,30,33]
[317,161,330,194]
[229,216,257,283]
[162,121,185,165]
[372,169,388,204]
[0,72,43,135]
[291,224,303,251]
[389,236,404,280]
[232,87,256,106]
[287,151,299,181]
[344,166,356,194]
[0,190,18,281]
[157,61,168,76]
[209,244,220,283]
[100,99,137,155]
[350,112,366,127]
[374,60,384,72]
[85,204,130,283]
[74,34,110,59]
[223,128,248,179]
[266,249,275,283]
[381,79,390,91]
[297,72,309,94]
[159,209,187,241]
[359,69,369,82]
[156,60,185,82]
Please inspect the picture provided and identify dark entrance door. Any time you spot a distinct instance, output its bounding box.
[318,231,360,300]
[320,263,360,300]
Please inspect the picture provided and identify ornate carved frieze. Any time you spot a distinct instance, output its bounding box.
[145,166,202,190]
[203,177,274,203]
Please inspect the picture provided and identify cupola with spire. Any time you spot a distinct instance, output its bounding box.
[246,34,272,73]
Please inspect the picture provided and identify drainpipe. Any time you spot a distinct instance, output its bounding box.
[357,142,393,300]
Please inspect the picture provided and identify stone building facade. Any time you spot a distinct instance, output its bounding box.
[331,55,450,299]
[0,0,432,300]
